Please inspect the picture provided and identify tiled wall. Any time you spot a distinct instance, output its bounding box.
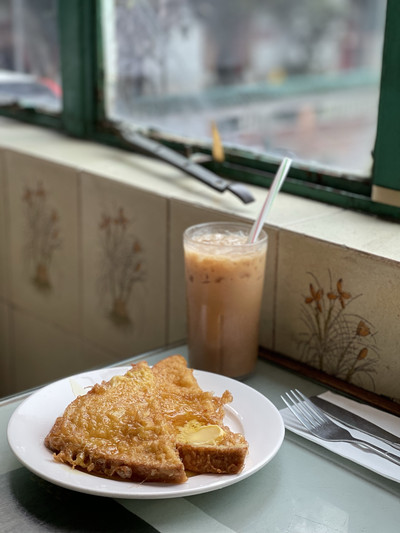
[0,149,172,394]
[0,125,399,405]
[275,231,400,402]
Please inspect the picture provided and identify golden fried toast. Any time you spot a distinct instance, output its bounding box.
[45,355,248,483]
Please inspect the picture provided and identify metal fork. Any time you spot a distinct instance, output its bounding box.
[282,389,400,467]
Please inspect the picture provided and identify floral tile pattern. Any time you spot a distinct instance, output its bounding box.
[299,272,378,386]
[97,207,146,327]
[81,172,168,358]
[275,230,400,401]
[5,150,80,334]
[21,182,62,291]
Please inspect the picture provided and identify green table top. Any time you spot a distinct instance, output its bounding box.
[1,345,399,532]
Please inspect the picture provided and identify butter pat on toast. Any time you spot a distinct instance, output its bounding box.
[45,355,248,483]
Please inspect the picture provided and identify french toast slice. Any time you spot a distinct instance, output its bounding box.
[45,355,248,483]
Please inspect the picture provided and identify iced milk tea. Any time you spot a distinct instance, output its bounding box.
[184,222,267,377]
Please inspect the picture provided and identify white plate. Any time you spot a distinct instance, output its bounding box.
[7,367,284,499]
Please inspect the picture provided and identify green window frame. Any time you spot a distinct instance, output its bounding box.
[1,0,399,220]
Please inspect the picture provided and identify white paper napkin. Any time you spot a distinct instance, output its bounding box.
[280,391,400,483]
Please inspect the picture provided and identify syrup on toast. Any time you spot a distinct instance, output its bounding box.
[45,355,248,483]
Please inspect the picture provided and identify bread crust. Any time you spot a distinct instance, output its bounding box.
[177,444,248,475]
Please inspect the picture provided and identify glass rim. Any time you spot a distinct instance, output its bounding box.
[183,221,268,246]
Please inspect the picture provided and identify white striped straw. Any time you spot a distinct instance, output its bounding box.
[247,157,292,243]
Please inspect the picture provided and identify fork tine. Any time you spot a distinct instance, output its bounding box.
[294,389,331,424]
[281,394,312,431]
[282,389,328,433]
[281,391,318,432]
[292,390,325,422]
[287,390,320,428]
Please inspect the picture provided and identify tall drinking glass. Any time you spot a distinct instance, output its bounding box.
[183,222,267,378]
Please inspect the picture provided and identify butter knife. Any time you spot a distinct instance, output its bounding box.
[310,396,400,452]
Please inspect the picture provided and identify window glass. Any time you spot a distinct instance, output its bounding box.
[0,0,61,112]
[105,1,385,177]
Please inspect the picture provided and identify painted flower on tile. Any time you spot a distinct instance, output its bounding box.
[98,207,145,326]
[299,272,379,389]
[22,182,61,290]
[305,283,323,312]
[326,278,351,308]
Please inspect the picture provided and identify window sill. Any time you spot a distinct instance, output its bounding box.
[0,117,399,264]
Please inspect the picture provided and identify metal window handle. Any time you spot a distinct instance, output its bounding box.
[115,123,255,204]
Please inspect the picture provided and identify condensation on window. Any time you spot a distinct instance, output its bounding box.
[103,0,386,177]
